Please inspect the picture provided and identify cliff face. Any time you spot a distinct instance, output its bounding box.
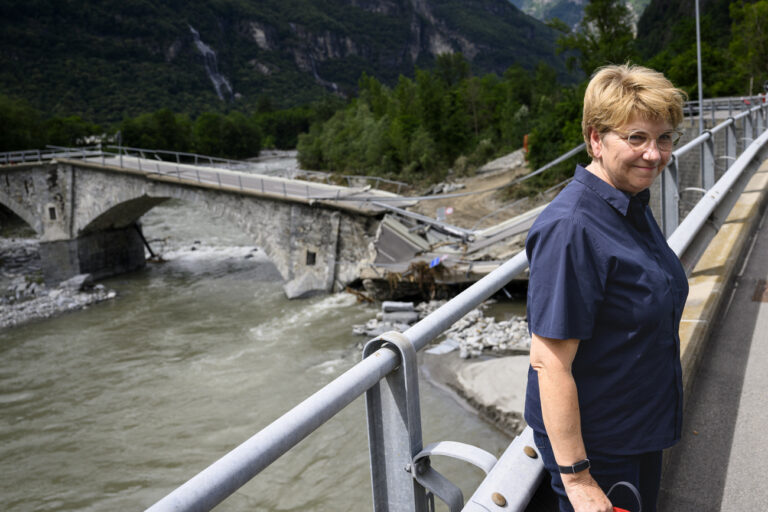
[507,0,650,27]
[0,0,568,122]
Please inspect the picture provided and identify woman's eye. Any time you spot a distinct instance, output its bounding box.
[628,134,647,145]
[658,133,673,143]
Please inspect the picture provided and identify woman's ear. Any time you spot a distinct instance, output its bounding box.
[589,127,603,159]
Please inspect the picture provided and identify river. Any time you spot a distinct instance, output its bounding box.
[0,199,516,511]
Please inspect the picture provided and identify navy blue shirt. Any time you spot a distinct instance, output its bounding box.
[524,165,689,455]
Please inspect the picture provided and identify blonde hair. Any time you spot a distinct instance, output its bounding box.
[582,64,687,157]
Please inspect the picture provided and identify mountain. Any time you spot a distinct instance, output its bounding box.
[0,0,569,123]
[508,0,651,27]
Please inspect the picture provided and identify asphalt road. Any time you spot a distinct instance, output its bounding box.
[659,205,768,511]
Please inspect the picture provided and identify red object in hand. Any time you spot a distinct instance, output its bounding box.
[613,508,631,512]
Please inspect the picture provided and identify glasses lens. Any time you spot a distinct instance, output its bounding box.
[626,132,648,148]
[657,131,681,151]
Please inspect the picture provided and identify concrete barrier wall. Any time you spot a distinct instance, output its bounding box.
[678,159,768,395]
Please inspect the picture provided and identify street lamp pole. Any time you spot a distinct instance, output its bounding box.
[695,0,711,189]
[695,0,704,136]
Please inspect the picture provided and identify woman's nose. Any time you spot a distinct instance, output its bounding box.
[643,140,662,161]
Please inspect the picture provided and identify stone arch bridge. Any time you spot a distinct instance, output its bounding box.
[0,156,410,298]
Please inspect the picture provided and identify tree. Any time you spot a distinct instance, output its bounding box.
[729,0,768,95]
[557,0,638,77]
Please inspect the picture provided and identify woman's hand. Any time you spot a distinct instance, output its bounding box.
[562,471,613,512]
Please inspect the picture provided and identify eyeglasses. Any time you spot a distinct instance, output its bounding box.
[613,129,683,152]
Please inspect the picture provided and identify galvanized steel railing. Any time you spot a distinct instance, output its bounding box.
[145,97,768,512]
[0,144,409,194]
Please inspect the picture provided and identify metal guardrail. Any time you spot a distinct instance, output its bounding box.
[0,144,409,194]
[145,98,768,512]
[103,145,409,193]
[1,97,764,511]
[0,145,104,164]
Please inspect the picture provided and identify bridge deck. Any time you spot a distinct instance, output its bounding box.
[659,186,768,510]
[71,155,418,214]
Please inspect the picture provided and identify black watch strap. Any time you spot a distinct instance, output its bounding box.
[557,458,591,474]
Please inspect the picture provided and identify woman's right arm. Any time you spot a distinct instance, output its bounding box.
[530,333,613,512]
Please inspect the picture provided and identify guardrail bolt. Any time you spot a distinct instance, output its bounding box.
[491,492,507,507]
[523,446,538,459]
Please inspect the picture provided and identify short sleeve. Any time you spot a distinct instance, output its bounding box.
[525,215,607,340]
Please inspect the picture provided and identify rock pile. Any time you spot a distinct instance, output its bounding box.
[424,182,466,195]
[352,299,531,359]
[1,237,118,329]
[1,273,117,329]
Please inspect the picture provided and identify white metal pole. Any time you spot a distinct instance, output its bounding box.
[695,0,704,136]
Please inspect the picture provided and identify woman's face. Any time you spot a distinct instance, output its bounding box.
[588,116,675,195]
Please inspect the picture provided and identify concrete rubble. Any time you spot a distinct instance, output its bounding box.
[353,300,531,359]
[353,299,533,437]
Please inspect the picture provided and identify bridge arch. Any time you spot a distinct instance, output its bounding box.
[0,195,40,236]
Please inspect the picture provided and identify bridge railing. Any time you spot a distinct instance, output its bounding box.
[0,145,104,164]
[145,98,768,512]
[103,145,409,193]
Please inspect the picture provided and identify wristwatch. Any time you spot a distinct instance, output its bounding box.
[557,458,591,474]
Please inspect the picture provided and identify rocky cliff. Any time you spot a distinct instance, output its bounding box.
[508,0,650,27]
[0,0,569,122]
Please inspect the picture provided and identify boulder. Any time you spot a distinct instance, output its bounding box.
[58,274,93,292]
[283,272,327,299]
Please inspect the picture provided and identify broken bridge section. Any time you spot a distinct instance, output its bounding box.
[0,158,392,298]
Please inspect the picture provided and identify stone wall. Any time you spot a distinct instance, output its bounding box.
[38,224,146,283]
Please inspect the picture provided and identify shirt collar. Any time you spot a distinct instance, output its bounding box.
[573,165,649,216]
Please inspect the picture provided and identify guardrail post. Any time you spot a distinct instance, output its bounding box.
[744,111,755,144]
[702,132,715,189]
[364,332,428,512]
[726,121,737,170]
[661,154,679,237]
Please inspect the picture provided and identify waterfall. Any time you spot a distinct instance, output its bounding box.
[188,25,234,101]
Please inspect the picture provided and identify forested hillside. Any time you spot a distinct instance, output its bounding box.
[0,0,567,123]
[509,0,650,26]
[2,0,766,188]
[297,0,768,189]
[637,0,767,97]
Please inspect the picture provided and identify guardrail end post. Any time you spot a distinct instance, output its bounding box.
[364,332,429,512]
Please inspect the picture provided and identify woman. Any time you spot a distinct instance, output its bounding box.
[524,64,689,512]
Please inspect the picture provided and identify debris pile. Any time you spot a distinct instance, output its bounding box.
[353,300,531,358]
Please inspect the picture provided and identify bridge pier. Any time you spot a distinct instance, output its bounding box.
[38,223,147,284]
